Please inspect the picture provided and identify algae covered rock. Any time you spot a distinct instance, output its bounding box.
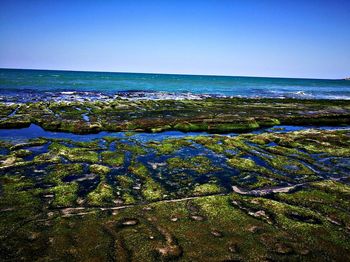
[89,164,110,177]
[0,128,350,261]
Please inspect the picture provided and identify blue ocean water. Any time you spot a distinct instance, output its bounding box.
[1,68,350,101]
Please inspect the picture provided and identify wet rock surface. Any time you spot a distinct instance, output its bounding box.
[0,98,349,133]
[0,127,350,261]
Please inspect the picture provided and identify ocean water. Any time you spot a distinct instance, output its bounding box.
[1,68,350,102]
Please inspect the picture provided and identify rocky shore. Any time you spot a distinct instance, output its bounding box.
[1,128,350,261]
[0,97,350,133]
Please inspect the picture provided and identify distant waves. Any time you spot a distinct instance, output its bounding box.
[0,89,350,103]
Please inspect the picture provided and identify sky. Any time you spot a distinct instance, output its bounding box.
[0,0,349,79]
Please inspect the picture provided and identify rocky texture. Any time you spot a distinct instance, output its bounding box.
[0,129,350,260]
[0,98,349,133]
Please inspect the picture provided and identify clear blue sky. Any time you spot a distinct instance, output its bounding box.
[0,0,349,79]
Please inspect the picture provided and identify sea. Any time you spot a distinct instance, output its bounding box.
[1,68,350,103]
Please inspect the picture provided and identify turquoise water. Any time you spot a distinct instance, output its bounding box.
[1,68,350,101]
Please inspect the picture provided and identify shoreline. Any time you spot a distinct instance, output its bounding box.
[0,97,349,134]
[1,89,350,103]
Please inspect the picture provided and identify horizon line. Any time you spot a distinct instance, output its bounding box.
[0,67,345,81]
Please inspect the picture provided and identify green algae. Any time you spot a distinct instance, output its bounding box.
[45,164,83,207]
[100,151,124,167]
[102,136,119,144]
[11,149,32,158]
[116,175,134,188]
[311,180,350,197]
[129,162,165,201]
[0,175,43,245]
[148,139,192,155]
[72,140,101,150]
[33,151,61,164]
[227,157,263,172]
[1,183,350,261]
[173,122,209,132]
[121,192,136,204]
[230,193,350,255]
[167,155,219,174]
[0,128,350,260]
[50,182,79,207]
[49,142,99,163]
[277,187,350,229]
[191,135,225,153]
[225,156,287,183]
[87,182,114,206]
[142,179,164,201]
[46,163,83,184]
[1,98,350,133]
[193,183,222,196]
[128,161,149,179]
[246,176,278,190]
[264,155,315,175]
[89,164,110,177]
[257,117,281,127]
[116,142,147,155]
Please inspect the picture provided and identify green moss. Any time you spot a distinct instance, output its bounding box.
[167,155,218,174]
[102,136,119,144]
[0,140,13,149]
[248,133,274,145]
[142,179,164,201]
[46,163,83,184]
[248,176,278,189]
[265,155,314,176]
[2,98,350,133]
[116,175,134,187]
[87,182,114,206]
[257,118,281,127]
[0,176,42,236]
[1,120,350,260]
[227,157,270,175]
[191,136,225,153]
[128,162,149,179]
[89,164,110,177]
[129,162,164,201]
[49,142,99,163]
[210,121,260,133]
[73,140,100,149]
[0,115,29,128]
[148,138,192,155]
[117,142,147,155]
[122,192,136,204]
[277,188,350,229]
[50,182,79,207]
[223,136,253,152]
[228,157,256,170]
[151,125,171,133]
[173,121,261,133]
[193,183,222,196]
[264,145,310,160]
[33,152,61,163]
[11,149,32,158]
[101,151,124,167]
[65,148,99,163]
[311,180,350,197]
[275,130,350,157]
[174,122,209,132]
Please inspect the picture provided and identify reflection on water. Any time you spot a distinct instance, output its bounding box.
[0,123,349,143]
